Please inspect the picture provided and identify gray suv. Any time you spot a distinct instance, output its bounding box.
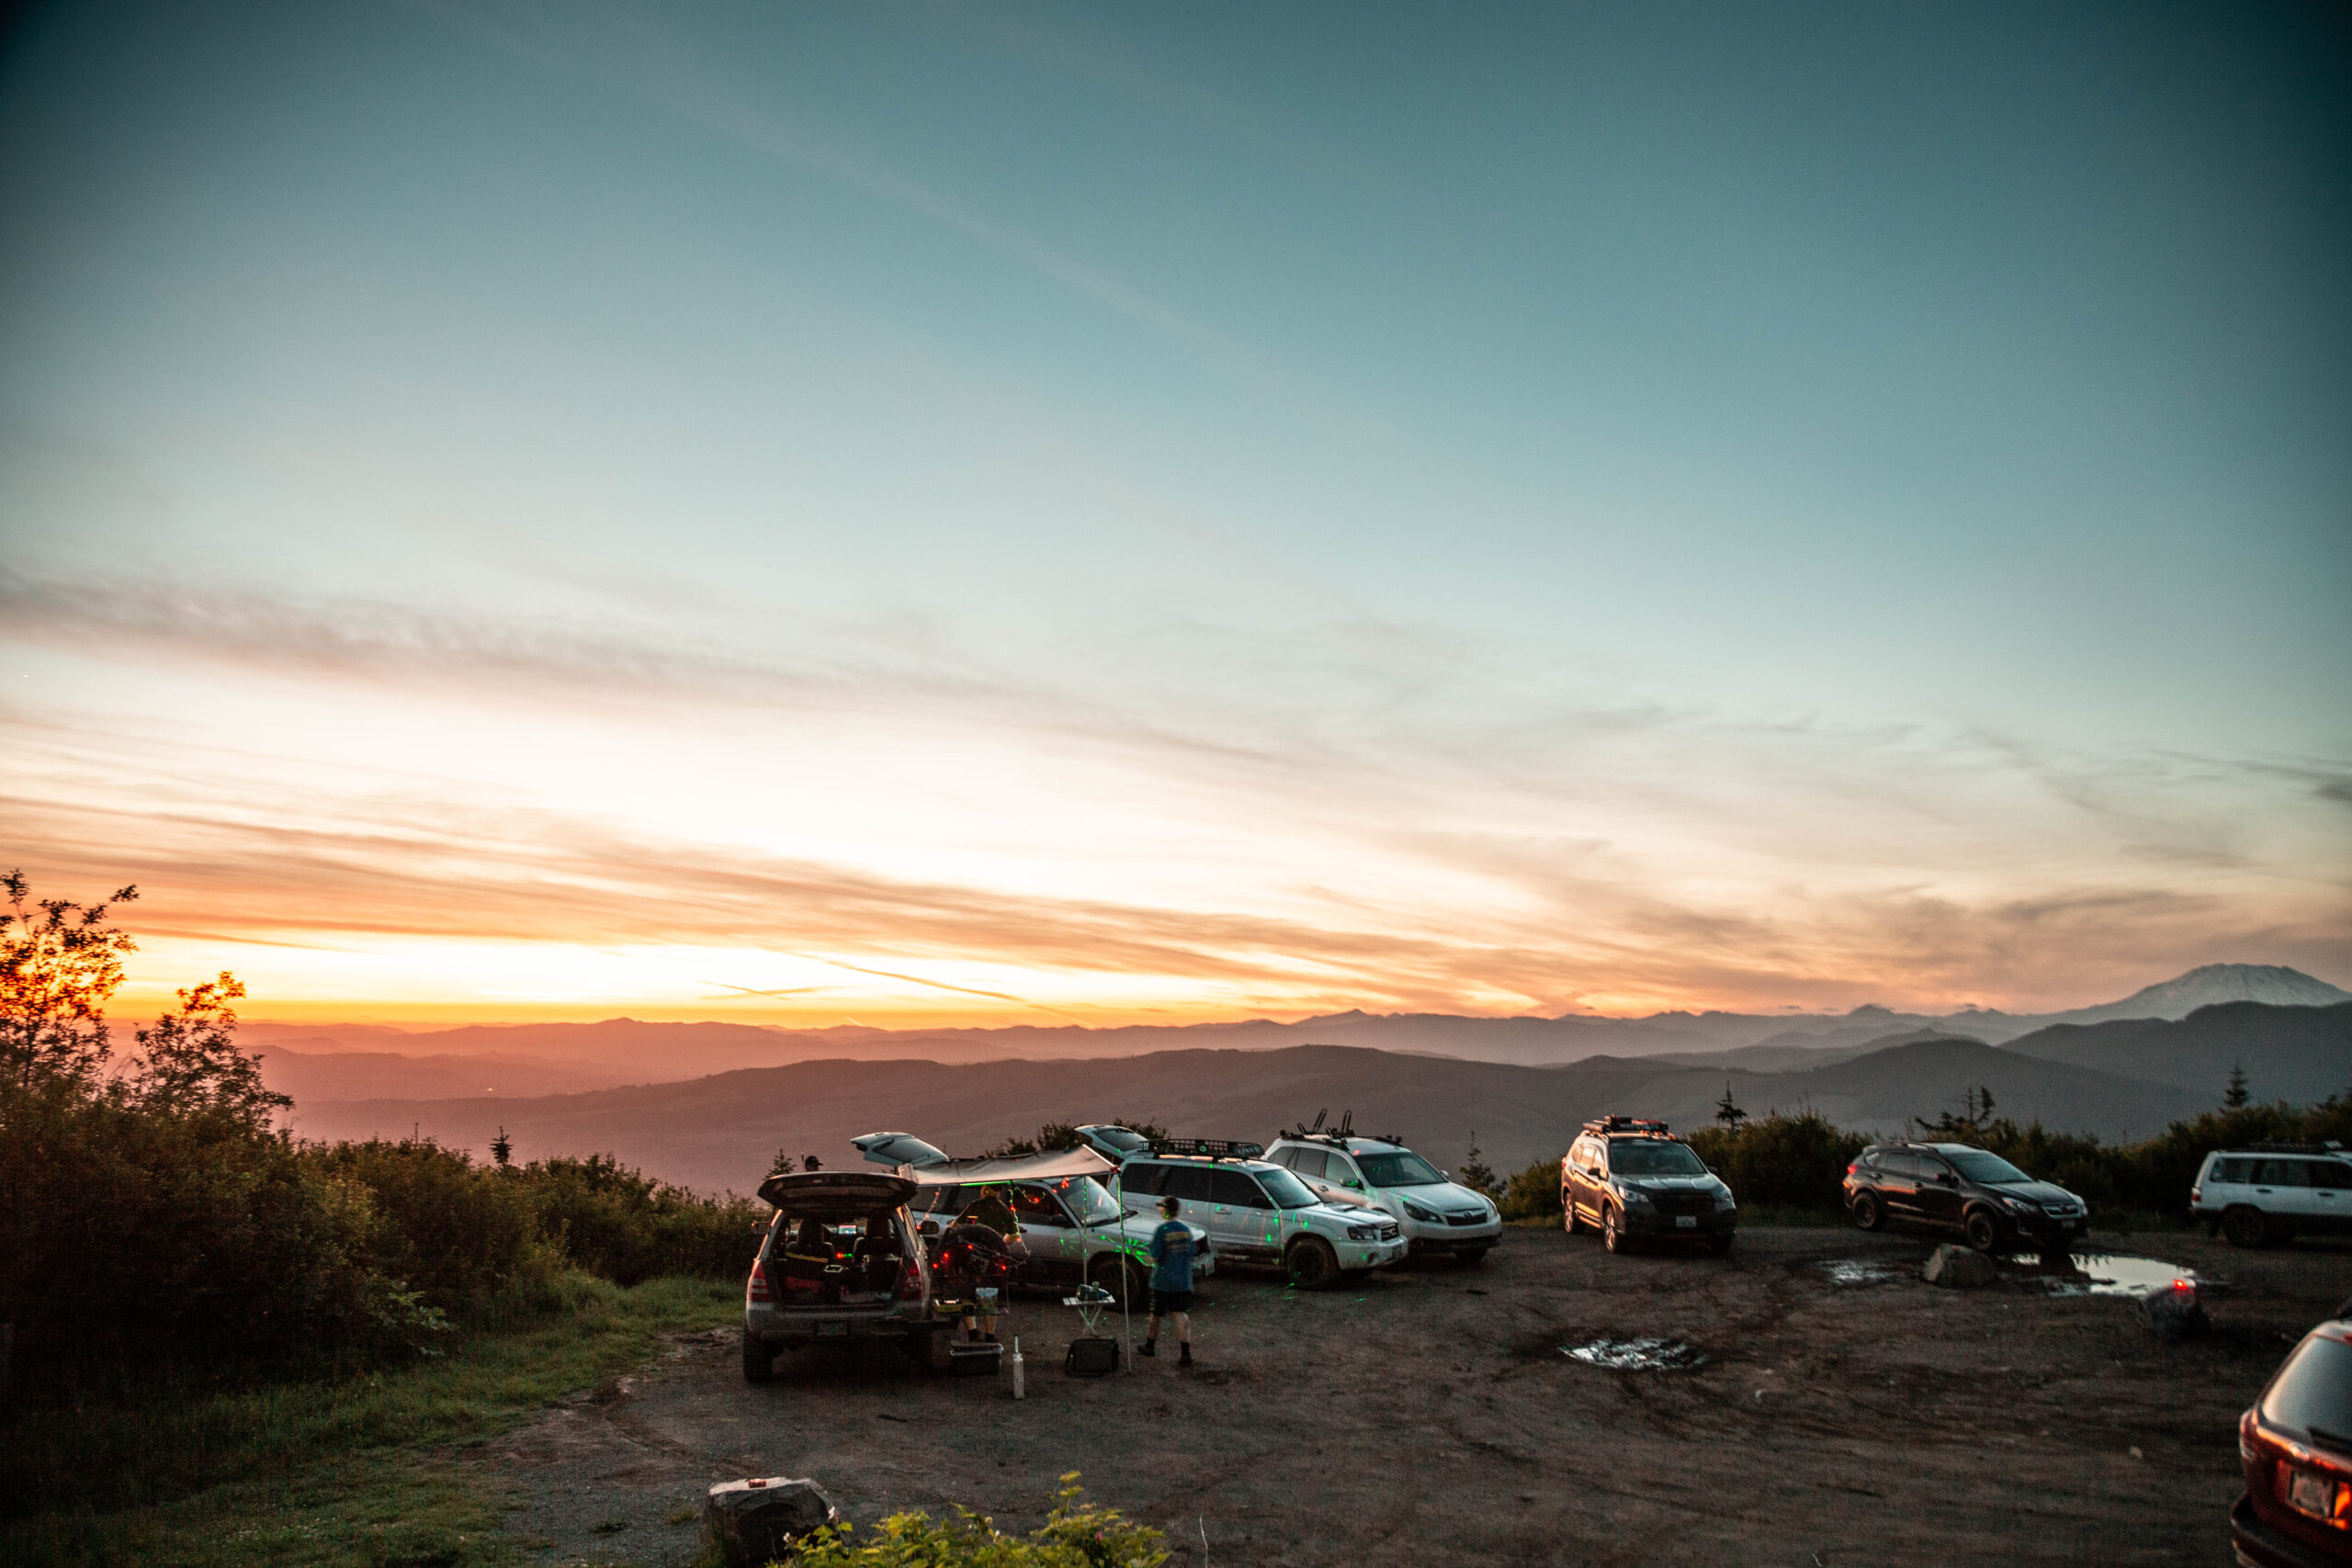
[742,1170,939,1382]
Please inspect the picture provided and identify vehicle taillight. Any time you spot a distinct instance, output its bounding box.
[747,1261,772,1304]
[1846,1160,1860,1174]
[898,1261,922,1300]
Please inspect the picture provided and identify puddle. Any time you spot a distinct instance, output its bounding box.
[1561,1337,1707,1371]
[2036,1253,2201,1299]
[1819,1259,1905,1287]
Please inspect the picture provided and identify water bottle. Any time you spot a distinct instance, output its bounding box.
[1012,1336,1025,1399]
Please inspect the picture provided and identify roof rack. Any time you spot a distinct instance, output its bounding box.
[1147,1137,1265,1160]
[1582,1115,1671,1137]
[2244,1141,2346,1155]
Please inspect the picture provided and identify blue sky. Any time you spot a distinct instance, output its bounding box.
[2,2,2346,1021]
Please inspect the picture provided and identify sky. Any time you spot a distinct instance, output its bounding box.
[1,2,2346,1027]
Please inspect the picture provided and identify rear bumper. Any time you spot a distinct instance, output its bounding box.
[2232,1493,2352,1568]
[746,1308,929,1348]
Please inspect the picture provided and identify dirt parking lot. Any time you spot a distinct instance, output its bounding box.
[485,1225,2352,1567]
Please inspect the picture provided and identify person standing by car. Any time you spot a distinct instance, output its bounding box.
[938,1213,1014,1341]
[1141,1194,1196,1367]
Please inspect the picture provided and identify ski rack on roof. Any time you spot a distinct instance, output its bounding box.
[1582,1115,1672,1138]
[1147,1136,1265,1160]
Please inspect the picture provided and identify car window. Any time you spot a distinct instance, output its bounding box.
[1609,1141,1708,1177]
[1009,1185,1069,1226]
[2315,1163,2352,1190]
[2257,1159,2312,1187]
[1252,1166,1322,1210]
[1357,1151,1444,1187]
[1212,1169,1269,1208]
[1943,1148,2031,1185]
[2210,1157,2250,1184]
[2262,1335,2352,1449]
[1089,1126,1149,1154]
[1118,1165,1164,1196]
[1159,1166,1214,1202]
[1287,1148,1329,1179]
[910,1183,968,1215]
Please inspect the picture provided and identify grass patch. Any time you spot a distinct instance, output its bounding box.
[1,1271,738,1568]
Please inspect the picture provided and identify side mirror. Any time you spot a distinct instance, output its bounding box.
[918,1220,939,1236]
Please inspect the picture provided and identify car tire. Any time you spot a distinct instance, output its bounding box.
[1850,1191,1883,1232]
[1602,1206,1628,1254]
[1088,1253,1147,1306]
[2223,1206,2271,1248]
[741,1330,775,1384]
[1963,1210,2002,1255]
[1286,1237,1340,1290]
[1563,1195,1584,1234]
[1457,1247,1490,1268]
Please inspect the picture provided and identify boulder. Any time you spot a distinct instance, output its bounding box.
[1922,1244,1999,1288]
[2141,1285,2211,1343]
[705,1477,842,1566]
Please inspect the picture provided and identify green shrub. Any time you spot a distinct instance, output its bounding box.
[311,1136,546,1314]
[1688,1111,1869,1215]
[513,1154,763,1285]
[1497,1158,1563,1221]
[794,1473,1166,1568]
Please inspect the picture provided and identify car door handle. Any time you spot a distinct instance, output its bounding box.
[2256,1188,2274,1193]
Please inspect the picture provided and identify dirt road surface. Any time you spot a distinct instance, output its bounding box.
[483,1225,2351,1566]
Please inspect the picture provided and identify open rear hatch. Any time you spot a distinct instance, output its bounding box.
[758,1170,922,1308]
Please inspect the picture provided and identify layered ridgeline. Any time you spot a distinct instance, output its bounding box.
[251,963,2352,1102]
[287,1001,2351,1198]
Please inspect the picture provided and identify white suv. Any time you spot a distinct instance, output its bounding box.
[2193,1145,2352,1247]
[1264,1135,1502,1265]
[1115,1154,1406,1289]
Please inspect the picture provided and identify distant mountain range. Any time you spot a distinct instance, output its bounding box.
[247,964,2352,1103]
[282,999,2351,1196]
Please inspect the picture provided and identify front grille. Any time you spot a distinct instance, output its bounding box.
[1444,1211,1487,1226]
[1653,1191,1714,1217]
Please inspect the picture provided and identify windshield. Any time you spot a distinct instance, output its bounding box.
[1252,1167,1322,1210]
[1091,1126,1149,1153]
[2263,1335,2352,1452]
[1356,1151,1444,1187]
[1611,1141,1707,1178]
[1048,1176,1123,1226]
[1944,1148,2032,1185]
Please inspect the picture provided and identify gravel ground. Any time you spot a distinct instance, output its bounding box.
[481,1224,2351,1567]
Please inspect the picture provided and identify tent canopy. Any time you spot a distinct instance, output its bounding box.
[905,1146,1119,1187]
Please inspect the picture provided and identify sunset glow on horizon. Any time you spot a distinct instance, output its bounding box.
[4,4,2346,1031]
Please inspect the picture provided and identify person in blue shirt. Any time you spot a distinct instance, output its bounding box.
[1140,1195,1195,1367]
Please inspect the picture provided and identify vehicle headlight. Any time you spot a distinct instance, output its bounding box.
[1402,1201,1440,1223]
[1346,1224,1381,1240]
[1617,1187,1652,1208]
[2001,1196,2040,1214]
[1713,1188,1737,1211]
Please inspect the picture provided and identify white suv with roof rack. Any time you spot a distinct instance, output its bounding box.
[2192,1144,2352,1248]
[1264,1126,1502,1265]
[1116,1144,1405,1289]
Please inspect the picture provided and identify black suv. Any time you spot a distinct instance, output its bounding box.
[1842,1141,2088,1256]
[1561,1117,1737,1254]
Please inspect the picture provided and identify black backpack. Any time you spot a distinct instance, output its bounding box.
[1064,1336,1120,1377]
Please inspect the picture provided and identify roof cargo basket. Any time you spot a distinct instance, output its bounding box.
[1581,1115,1671,1137]
[2245,1141,2346,1154]
[1148,1137,1265,1159]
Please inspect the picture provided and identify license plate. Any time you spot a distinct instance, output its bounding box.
[1675,1215,1697,1229]
[2289,1469,2339,1518]
[814,1320,849,1338]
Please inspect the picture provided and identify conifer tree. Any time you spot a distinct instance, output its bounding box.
[2224,1063,2249,1111]
[1714,1081,1748,1128]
